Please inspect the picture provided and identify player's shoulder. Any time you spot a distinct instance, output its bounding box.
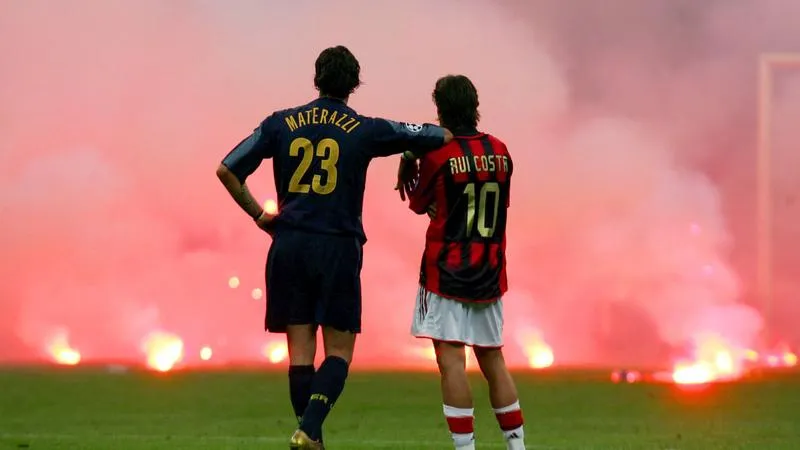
[258,105,298,129]
[265,97,338,119]
[271,100,316,120]
[363,116,430,132]
[361,116,412,131]
[482,132,508,150]
[479,132,511,160]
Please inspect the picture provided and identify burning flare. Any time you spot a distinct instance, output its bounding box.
[264,199,278,215]
[672,334,744,385]
[46,330,81,365]
[762,344,798,368]
[520,331,554,369]
[263,341,288,363]
[141,332,184,372]
[200,346,213,361]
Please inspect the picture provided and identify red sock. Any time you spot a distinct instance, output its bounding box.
[494,400,524,441]
[443,405,475,448]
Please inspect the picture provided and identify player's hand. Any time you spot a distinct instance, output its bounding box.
[426,203,437,219]
[395,155,419,201]
[255,211,276,236]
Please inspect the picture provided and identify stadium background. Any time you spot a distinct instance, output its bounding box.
[1,0,799,384]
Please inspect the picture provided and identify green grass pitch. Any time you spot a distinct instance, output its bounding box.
[0,367,798,449]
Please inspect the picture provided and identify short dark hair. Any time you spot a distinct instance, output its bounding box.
[432,75,480,130]
[314,46,361,99]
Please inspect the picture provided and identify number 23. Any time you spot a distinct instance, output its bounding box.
[288,137,339,194]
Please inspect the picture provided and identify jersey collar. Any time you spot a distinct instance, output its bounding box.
[453,127,482,138]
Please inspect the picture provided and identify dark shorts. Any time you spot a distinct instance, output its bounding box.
[265,230,363,334]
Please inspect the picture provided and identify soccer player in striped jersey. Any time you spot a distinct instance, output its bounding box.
[406,75,526,450]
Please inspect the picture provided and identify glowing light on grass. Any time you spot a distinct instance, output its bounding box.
[783,351,798,367]
[519,331,554,369]
[142,332,184,372]
[672,361,716,385]
[47,330,81,366]
[611,370,641,383]
[263,341,288,364]
[672,334,744,385]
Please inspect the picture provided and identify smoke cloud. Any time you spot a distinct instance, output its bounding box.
[1,0,798,368]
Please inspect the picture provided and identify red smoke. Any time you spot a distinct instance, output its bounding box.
[1,0,798,373]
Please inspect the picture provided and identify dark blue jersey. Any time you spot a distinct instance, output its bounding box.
[222,97,447,243]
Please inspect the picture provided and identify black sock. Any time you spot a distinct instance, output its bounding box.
[288,365,315,423]
[299,356,349,441]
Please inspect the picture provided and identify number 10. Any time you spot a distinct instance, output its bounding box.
[464,182,500,238]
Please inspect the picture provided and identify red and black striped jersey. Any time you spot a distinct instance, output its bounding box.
[408,130,512,302]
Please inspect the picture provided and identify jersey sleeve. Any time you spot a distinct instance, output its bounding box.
[408,153,440,214]
[221,114,279,182]
[366,118,446,157]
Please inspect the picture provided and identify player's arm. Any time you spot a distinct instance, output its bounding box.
[364,118,452,199]
[216,117,276,225]
[408,154,439,215]
[367,119,453,158]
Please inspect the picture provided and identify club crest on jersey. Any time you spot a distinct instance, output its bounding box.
[404,123,423,133]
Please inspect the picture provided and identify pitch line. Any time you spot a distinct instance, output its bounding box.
[0,433,557,449]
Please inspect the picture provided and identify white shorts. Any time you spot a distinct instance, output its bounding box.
[411,286,504,348]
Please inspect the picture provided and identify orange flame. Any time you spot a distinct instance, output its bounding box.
[521,332,554,369]
[141,332,184,372]
[761,347,798,368]
[672,361,716,385]
[415,346,437,362]
[264,199,278,215]
[770,344,798,368]
[672,334,745,385]
[46,331,81,365]
[784,351,798,367]
[263,341,288,363]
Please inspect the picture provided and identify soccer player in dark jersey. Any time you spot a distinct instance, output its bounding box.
[216,46,452,450]
[406,75,526,450]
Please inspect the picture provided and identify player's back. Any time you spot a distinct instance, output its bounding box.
[268,97,368,242]
[267,97,444,243]
[418,132,513,301]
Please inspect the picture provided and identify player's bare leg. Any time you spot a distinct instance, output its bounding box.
[434,340,476,450]
[321,326,356,363]
[295,326,355,446]
[474,346,526,450]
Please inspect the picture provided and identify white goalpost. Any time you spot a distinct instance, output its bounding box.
[756,52,800,340]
